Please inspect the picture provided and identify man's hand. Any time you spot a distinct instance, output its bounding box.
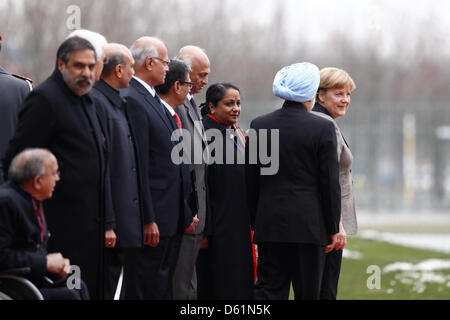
[185,215,199,234]
[105,229,117,248]
[47,253,71,279]
[144,222,159,247]
[325,233,338,253]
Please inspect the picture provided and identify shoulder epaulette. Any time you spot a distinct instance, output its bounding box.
[12,73,33,83]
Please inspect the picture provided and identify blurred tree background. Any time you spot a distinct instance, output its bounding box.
[1,0,450,213]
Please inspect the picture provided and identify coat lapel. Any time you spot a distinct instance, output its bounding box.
[130,78,174,135]
[184,98,208,146]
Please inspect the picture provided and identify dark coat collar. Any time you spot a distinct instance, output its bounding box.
[50,69,93,104]
[93,79,126,108]
[7,181,32,202]
[282,100,308,112]
[312,102,333,118]
[202,114,228,132]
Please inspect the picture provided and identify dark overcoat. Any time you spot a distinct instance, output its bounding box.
[197,115,254,300]
[91,79,147,248]
[2,70,108,299]
[246,100,341,246]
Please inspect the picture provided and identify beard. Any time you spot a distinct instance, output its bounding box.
[62,69,94,96]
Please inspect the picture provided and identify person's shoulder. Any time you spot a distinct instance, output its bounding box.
[11,73,33,84]
[0,70,32,90]
[89,85,106,101]
[0,184,16,203]
[120,84,138,99]
[307,111,334,126]
[250,109,279,128]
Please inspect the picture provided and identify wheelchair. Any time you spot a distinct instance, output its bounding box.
[0,267,44,300]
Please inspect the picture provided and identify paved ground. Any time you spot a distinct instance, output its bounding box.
[357,210,450,234]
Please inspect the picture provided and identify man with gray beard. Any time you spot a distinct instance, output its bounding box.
[2,36,109,299]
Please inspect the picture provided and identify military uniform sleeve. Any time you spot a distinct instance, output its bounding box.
[2,91,56,178]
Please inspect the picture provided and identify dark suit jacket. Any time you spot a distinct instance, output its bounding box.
[1,69,108,298]
[0,182,49,286]
[175,97,208,234]
[91,80,148,248]
[121,78,193,237]
[246,100,341,246]
[0,66,32,182]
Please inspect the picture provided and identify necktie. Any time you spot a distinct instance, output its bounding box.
[154,94,166,114]
[190,97,200,121]
[173,112,183,136]
[31,199,46,249]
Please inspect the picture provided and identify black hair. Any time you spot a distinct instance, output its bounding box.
[200,82,240,117]
[56,36,96,67]
[101,53,126,77]
[154,59,190,95]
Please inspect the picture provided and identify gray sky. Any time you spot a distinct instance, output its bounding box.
[229,0,450,59]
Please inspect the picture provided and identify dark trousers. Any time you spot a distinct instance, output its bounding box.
[255,242,326,300]
[40,279,90,300]
[320,249,343,300]
[103,247,124,300]
[121,235,182,300]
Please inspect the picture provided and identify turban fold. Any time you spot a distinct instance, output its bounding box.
[273,62,320,103]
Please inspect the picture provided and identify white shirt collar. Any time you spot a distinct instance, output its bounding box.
[187,93,193,101]
[133,76,155,97]
[161,99,175,116]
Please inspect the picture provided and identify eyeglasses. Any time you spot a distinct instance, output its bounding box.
[152,57,170,67]
[179,80,194,89]
[40,170,61,178]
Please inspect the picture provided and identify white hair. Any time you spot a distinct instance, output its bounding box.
[175,45,207,69]
[66,29,107,60]
[130,44,158,68]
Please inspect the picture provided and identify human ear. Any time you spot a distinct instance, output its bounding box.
[115,64,123,78]
[57,59,66,73]
[33,176,43,190]
[209,102,215,114]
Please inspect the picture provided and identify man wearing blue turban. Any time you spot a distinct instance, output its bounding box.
[246,62,341,300]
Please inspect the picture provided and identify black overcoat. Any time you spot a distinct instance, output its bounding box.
[91,80,147,248]
[2,70,108,299]
[197,115,254,300]
[246,100,341,246]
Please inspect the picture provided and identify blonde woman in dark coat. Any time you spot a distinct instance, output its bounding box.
[311,67,357,300]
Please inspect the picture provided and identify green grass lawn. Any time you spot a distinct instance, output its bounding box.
[337,237,450,299]
[287,237,450,300]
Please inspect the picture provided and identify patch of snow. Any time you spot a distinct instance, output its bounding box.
[343,249,363,260]
[358,230,450,254]
[383,259,450,272]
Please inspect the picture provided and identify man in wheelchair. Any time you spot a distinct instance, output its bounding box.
[0,148,89,300]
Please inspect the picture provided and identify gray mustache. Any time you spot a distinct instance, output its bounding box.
[76,77,93,86]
